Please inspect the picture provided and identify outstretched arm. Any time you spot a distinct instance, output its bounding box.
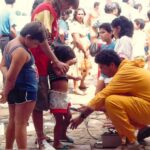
[70,105,94,129]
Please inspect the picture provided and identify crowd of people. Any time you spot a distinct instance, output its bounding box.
[1,0,150,150]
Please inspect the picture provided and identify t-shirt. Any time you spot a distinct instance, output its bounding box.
[115,36,133,60]
[0,7,16,35]
[30,2,58,76]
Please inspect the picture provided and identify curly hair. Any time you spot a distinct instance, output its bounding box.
[95,50,121,67]
[111,16,134,38]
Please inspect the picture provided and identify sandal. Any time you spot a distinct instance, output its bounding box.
[60,136,74,143]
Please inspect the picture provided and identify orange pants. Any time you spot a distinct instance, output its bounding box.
[105,95,150,142]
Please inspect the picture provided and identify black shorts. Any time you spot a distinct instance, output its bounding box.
[8,88,37,104]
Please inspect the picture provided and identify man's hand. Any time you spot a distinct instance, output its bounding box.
[53,61,69,76]
[70,105,94,129]
[70,116,84,129]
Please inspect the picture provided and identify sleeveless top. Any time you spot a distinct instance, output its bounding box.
[48,66,68,84]
[4,45,39,92]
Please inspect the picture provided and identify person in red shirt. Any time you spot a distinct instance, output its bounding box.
[31,0,79,149]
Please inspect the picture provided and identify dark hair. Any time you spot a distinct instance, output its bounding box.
[95,50,121,67]
[147,10,150,21]
[5,0,15,4]
[20,21,46,42]
[67,0,79,9]
[122,0,129,3]
[112,2,121,16]
[104,2,121,15]
[94,2,100,8]
[73,8,86,22]
[134,18,145,30]
[61,9,72,16]
[99,23,112,33]
[53,45,75,62]
[134,3,142,10]
[111,16,134,38]
[31,0,44,14]
[105,3,115,14]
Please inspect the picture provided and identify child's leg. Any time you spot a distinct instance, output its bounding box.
[53,113,64,148]
[5,104,15,149]
[15,101,36,149]
[62,110,72,139]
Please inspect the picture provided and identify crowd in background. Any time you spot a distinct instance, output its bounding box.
[1,0,150,150]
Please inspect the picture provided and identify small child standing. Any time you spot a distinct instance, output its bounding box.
[48,45,78,149]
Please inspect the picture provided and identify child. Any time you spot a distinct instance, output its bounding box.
[48,45,79,149]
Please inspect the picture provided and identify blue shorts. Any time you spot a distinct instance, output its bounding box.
[8,88,37,104]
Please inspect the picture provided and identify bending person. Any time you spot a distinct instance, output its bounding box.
[70,50,150,150]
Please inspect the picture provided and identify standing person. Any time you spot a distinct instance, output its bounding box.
[71,8,91,93]
[94,23,115,94]
[49,45,77,149]
[86,2,100,43]
[31,0,79,149]
[0,22,46,150]
[70,50,150,150]
[57,10,72,45]
[132,18,146,60]
[111,16,134,60]
[0,0,17,54]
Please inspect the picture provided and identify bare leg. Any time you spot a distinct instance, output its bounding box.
[5,104,15,149]
[62,111,72,139]
[32,109,45,140]
[15,101,35,149]
[53,114,63,148]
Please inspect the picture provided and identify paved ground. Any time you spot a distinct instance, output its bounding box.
[1,65,150,150]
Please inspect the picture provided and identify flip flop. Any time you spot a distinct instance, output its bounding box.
[61,136,74,143]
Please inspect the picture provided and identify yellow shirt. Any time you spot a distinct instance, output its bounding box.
[88,60,150,110]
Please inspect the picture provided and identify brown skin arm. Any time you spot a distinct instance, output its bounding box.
[10,25,17,38]
[39,40,69,75]
[70,105,94,129]
[72,33,89,58]
[0,48,28,103]
[95,79,105,95]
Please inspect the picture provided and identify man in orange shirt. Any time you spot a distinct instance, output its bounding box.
[70,50,150,150]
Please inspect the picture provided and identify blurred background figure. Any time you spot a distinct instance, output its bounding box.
[0,0,17,54]
[71,8,91,95]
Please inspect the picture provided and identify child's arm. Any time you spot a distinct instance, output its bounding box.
[66,58,77,66]
[67,74,81,81]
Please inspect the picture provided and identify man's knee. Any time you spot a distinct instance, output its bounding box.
[105,95,118,109]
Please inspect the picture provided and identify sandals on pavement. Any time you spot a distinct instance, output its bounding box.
[60,136,74,144]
